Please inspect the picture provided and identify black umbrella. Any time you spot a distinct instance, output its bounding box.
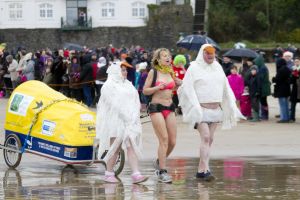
[63,43,84,51]
[176,34,220,51]
[223,48,258,61]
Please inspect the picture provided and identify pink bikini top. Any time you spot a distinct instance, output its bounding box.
[155,80,175,90]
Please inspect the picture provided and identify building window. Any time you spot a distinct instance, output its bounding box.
[9,3,22,20]
[132,2,146,18]
[40,3,53,18]
[101,2,115,17]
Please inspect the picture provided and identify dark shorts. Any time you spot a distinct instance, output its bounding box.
[147,103,176,113]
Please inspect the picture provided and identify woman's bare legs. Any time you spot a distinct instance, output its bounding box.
[150,113,169,169]
[165,113,177,157]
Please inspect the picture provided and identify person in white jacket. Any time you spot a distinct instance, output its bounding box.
[96,62,148,184]
[6,55,19,89]
[178,44,244,181]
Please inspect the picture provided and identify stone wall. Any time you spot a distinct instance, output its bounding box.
[0,4,193,51]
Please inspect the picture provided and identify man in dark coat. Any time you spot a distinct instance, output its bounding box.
[79,55,93,107]
[272,58,291,123]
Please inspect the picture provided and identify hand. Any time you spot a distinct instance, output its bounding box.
[157,83,166,90]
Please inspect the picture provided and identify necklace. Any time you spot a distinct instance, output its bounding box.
[154,65,175,77]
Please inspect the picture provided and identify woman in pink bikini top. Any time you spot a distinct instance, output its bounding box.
[143,48,182,183]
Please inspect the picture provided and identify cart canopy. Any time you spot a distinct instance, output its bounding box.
[5,81,96,146]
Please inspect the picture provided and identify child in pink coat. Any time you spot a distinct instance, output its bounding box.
[240,87,252,119]
[227,65,244,108]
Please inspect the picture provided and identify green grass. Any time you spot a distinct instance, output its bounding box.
[219,40,300,49]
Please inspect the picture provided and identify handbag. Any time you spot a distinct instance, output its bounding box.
[17,74,27,84]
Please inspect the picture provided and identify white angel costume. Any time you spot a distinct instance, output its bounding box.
[96,62,142,162]
[178,44,245,129]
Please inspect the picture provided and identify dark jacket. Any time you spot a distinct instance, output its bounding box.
[221,61,233,76]
[272,59,291,98]
[79,62,93,86]
[249,74,261,98]
[239,63,251,86]
[127,67,136,86]
[290,69,300,102]
[96,65,108,82]
[254,56,271,97]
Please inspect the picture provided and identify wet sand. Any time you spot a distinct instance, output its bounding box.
[1,158,300,199]
[0,64,300,199]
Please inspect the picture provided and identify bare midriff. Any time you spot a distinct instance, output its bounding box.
[151,90,173,106]
[200,102,221,109]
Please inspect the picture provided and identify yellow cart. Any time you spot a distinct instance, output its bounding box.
[0,81,124,175]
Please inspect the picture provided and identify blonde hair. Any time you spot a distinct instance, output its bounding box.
[151,48,171,67]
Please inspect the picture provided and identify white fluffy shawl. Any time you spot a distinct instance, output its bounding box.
[178,44,245,129]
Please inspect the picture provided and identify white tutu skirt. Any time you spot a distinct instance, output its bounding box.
[201,107,223,123]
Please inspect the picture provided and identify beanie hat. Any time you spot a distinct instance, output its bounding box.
[250,65,258,71]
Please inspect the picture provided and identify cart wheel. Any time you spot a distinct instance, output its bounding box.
[114,149,125,176]
[3,134,22,168]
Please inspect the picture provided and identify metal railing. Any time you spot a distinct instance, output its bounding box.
[156,0,190,5]
[61,16,92,31]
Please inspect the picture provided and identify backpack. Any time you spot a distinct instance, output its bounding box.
[146,69,157,104]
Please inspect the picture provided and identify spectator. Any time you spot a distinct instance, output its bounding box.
[221,56,233,76]
[248,65,261,122]
[137,62,148,111]
[290,57,300,122]
[273,45,283,62]
[43,58,56,88]
[79,55,93,107]
[6,55,18,89]
[282,51,294,71]
[254,55,271,120]
[272,58,291,123]
[95,56,108,104]
[227,65,244,108]
[240,87,251,119]
[172,54,186,114]
[68,56,83,102]
[239,58,251,86]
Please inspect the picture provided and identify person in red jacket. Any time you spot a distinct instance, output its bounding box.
[172,55,186,114]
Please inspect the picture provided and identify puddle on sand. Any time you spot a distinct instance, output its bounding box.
[1,157,300,199]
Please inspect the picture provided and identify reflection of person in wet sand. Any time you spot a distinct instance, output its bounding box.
[96,62,148,184]
[178,44,244,181]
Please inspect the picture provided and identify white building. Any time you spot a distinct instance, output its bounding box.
[0,0,194,29]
